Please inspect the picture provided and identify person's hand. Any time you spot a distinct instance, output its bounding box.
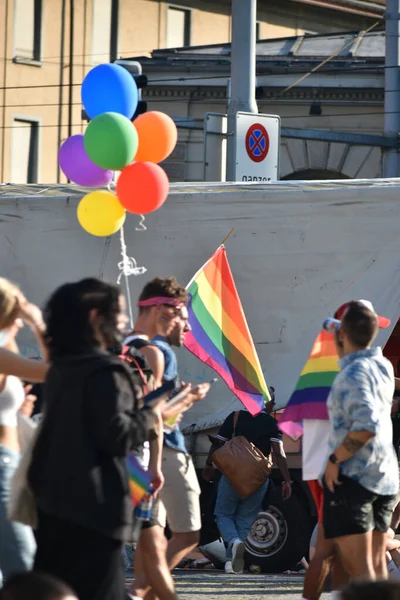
[149,468,164,497]
[19,384,37,417]
[159,384,193,422]
[324,461,340,493]
[203,463,216,482]
[151,399,167,418]
[185,383,210,407]
[16,296,45,332]
[282,481,292,500]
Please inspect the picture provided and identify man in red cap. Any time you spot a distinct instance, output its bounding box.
[302,300,393,600]
[322,300,398,583]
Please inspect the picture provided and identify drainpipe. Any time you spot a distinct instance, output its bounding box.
[57,0,66,183]
[68,0,75,140]
[383,0,400,177]
[226,0,258,182]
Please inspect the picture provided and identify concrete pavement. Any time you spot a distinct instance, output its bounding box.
[127,570,331,600]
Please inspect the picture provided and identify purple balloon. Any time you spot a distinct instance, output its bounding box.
[59,134,113,187]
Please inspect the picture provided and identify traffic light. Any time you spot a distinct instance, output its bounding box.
[81,60,148,122]
[114,60,148,121]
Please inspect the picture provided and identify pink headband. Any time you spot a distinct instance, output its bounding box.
[137,296,183,308]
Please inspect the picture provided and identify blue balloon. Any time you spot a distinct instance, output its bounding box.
[82,63,139,120]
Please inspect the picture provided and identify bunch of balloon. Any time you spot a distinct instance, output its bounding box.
[116,111,178,216]
[58,62,178,237]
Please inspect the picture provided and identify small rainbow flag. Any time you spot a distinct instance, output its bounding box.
[279,329,340,439]
[126,452,153,507]
[184,245,270,415]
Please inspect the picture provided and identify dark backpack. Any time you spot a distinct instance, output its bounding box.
[119,337,155,400]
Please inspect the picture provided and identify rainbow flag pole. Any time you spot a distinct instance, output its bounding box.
[184,241,270,415]
[278,329,340,440]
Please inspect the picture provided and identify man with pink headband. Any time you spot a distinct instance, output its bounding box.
[128,278,209,600]
[125,277,188,600]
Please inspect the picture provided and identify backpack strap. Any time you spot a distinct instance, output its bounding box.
[126,337,152,350]
[121,337,153,397]
[232,410,240,437]
[120,350,149,396]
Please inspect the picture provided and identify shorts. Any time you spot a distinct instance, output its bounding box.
[323,474,398,540]
[157,448,201,533]
[308,480,324,523]
[131,495,166,543]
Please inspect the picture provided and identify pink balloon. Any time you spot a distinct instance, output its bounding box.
[59,134,113,186]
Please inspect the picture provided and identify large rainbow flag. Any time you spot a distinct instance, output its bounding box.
[278,329,340,439]
[184,245,270,415]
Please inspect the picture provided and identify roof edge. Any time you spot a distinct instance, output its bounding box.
[291,0,384,18]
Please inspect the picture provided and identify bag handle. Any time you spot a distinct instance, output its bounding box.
[232,411,240,437]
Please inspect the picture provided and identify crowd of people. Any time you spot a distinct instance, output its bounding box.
[0,273,398,600]
[0,274,211,600]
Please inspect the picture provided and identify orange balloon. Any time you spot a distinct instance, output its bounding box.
[134,111,178,163]
[116,162,169,215]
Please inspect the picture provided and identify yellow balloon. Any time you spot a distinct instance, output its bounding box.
[77,191,126,236]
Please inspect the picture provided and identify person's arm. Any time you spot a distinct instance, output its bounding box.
[148,412,164,496]
[271,441,292,500]
[140,345,165,389]
[324,370,378,492]
[88,366,158,457]
[0,348,48,382]
[29,324,49,363]
[269,416,291,499]
[16,296,49,363]
[203,412,235,481]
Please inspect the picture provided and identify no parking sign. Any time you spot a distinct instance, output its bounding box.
[235,112,280,182]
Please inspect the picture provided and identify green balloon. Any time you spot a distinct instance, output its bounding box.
[84,112,138,170]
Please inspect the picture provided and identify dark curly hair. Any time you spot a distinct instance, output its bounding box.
[341,581,400,600]
[0,572,75,600]
[138,276,188,312]
[44,278,121,359]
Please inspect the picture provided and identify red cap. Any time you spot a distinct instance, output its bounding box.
[334,299,391,329]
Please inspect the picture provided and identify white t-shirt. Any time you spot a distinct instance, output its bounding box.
[302,419,331,481]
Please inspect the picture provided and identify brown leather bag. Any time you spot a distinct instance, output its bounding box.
[211,411,273,499]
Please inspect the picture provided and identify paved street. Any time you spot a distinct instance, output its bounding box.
[127,570,331,600]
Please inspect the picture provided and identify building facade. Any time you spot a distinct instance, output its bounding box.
[0,0,384,184]
[136,30,389,182]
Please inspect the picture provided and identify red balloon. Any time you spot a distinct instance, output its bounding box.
[116,162,169,215]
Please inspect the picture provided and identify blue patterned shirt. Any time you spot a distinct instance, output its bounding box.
[326,347,399,496]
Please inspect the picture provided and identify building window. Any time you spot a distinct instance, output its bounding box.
[11,119,39,183]
[92,0,119,64]
[13,0,42,61]
[167,6,191,48]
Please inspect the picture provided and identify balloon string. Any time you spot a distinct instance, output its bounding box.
[136,214,147,231]
[117,224,147,328]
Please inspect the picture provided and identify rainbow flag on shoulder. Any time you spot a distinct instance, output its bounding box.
[184,245,270,415]
[278,329,340,439]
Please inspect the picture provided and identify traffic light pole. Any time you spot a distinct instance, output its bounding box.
[226,0,258,181]
[114,60,148,120]
[383,0,400,177]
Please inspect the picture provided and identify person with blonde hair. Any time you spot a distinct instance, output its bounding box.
[0,279,47,383]
[0,277,48,584]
